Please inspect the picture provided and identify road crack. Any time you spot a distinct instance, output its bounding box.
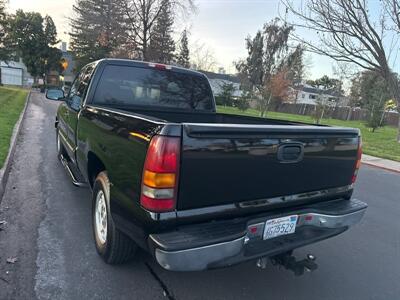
[145,262,175,300]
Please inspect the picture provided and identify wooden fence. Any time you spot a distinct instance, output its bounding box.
[264,102,399,127]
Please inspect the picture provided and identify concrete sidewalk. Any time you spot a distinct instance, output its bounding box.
[362,154,400,173]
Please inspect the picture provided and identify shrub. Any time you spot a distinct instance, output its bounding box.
[235,97,250,111]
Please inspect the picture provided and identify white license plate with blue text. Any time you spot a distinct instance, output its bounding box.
[263,215,298,240]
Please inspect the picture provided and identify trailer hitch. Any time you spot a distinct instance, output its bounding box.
[259,252,318,276]
[271,252,318,276]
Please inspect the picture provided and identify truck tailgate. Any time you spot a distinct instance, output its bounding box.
[177,123,360,210]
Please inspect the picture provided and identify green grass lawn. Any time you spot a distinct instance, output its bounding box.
[0,86,29,169]
[218,105,400,162]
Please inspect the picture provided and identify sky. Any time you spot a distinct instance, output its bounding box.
[8,0,341,79]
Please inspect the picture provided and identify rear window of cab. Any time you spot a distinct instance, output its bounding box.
[93,65,214,111]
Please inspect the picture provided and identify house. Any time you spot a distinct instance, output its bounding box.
[290,84,347,106]
[0,58,34,86]
[201,70,243,98]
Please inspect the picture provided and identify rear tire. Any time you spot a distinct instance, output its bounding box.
[92,171,137,264]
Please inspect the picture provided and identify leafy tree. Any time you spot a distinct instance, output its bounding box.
[176,29,190,68]
[219,82,235,106]
[0,0,11,62]
[279,44,304,84]
[8,10,61,82]
[350,71,392,131]
[0,0,13,84]
[308,75,343,124]
[236,18,295,117]
[148,0,175,64]
[386,99,397,111]
[69,0,126,69]
[349,73,362,108]
[268,69,291,109]
[235,92,250,111]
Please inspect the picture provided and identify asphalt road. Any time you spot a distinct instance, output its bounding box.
[0,91,399,300]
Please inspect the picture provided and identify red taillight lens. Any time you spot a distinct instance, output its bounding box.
[144,135,179,173]
[148,63,172,70]
[351,137,362,184]
[140,135,180,212]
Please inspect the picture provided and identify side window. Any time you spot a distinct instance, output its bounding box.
[67,64,95,110]
[67,72,82,110]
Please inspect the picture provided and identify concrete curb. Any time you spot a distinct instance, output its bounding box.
[0,91,31,202]
[361,154,400,174]
[361,161,400,174]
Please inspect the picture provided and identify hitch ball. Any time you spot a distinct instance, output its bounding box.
[307,254,316,261]
[256,257,268,269]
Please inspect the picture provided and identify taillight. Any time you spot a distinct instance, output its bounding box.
[140,135,180,212]
[351,137,362,184]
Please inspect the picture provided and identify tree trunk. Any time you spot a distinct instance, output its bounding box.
[319,105,326,124]
[383,70,400,142]
[395,106,400,142]
[261,93,272,117]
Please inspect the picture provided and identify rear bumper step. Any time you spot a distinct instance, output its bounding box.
[150,198,367,271]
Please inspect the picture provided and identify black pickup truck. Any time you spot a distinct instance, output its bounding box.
[46,59,367,273]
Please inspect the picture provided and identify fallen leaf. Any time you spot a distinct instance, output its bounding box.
[6,257,17,264]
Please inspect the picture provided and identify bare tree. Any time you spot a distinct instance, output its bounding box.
[190,41,217,71]
[283,0,400,141]
[121,0,195,60]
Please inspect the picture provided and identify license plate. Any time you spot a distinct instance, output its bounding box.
[263,215,298,240]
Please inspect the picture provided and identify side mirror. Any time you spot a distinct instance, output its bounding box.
[46,88,65,101]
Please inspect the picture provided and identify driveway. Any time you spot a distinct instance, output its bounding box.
[0,91,399,300]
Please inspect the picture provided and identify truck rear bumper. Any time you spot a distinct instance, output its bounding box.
[150,198,367,271]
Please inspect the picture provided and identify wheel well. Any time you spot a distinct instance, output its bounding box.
[87,152,105,188]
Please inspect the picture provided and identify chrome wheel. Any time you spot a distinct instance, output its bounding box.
[95,190,108,245]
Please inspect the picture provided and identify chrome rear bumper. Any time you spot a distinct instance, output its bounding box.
[151,199,367,271]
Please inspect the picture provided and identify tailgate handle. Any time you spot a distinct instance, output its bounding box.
[277,143,304,163]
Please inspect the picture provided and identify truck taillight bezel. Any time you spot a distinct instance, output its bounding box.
[140,135,180,212]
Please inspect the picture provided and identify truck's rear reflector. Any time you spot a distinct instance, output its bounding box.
[140,135,180,212]
[351,137,362,184]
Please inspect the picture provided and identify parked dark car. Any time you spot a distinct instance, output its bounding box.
[46,59,367,273]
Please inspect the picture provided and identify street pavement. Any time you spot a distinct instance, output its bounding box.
[0,91,399,300]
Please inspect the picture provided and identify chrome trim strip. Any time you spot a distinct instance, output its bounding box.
[176,185,354,221]
[86,105,165,125]
[58,130,75,153]
[239,185,353,208]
